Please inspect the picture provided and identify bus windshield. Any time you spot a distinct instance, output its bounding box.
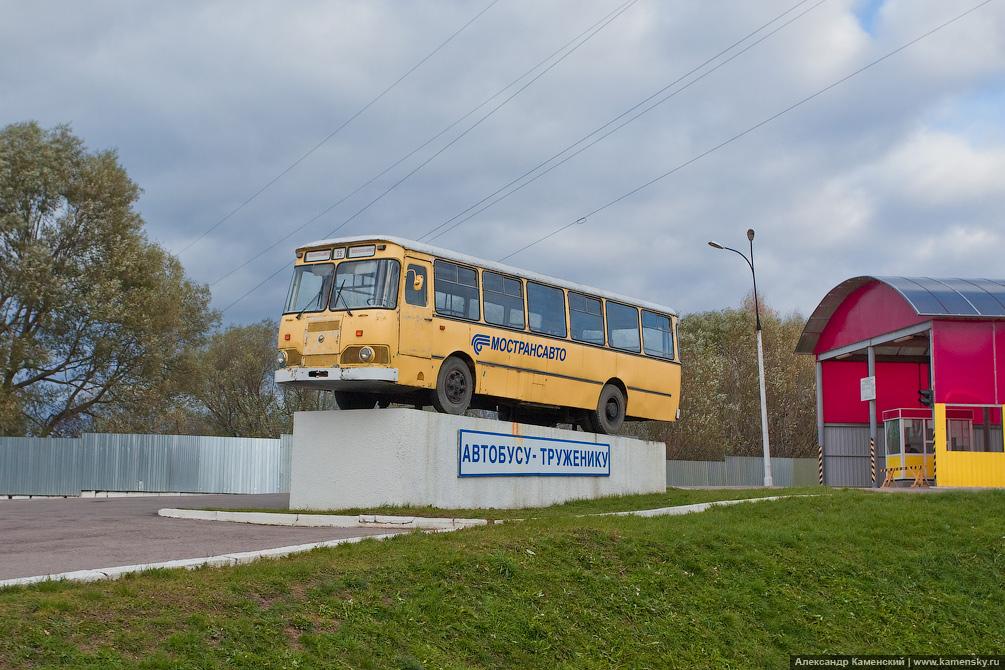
[284,264,334,314]
[333,259,400,310]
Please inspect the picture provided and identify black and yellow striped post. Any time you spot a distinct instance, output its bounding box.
[817,445,824,485]
[869,437,876,487]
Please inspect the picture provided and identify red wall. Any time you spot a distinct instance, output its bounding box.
[932,320,1002,405]
[821,320,1005,425]
[814,279,1005,425]
[822,360,930,424]
[815,282,926,355]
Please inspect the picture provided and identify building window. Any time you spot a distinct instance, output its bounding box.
[527,282,567,338]
[483,271,525,329]
[434,260,480,321]
[948,418,973,451]
[606,301,640,352]
[570,292,604,345]
[642,310,675,359]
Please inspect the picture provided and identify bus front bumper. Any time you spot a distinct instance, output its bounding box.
[275,366,399,390]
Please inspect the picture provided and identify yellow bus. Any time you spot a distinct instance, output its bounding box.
[275,235,680,434]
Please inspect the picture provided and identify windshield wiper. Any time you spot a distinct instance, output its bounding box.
[295,287,323,320]
[332,280,353,316]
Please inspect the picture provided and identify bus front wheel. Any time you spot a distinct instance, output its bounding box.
[591,384,626,435]
[432,356,473,415]
[334,392,378,410]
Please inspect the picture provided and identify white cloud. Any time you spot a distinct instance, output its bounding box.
[2,0,1004,321]
[865,128,1005,205]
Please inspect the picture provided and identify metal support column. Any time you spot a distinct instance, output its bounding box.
[868,346,878,488]
[815,360,825,485]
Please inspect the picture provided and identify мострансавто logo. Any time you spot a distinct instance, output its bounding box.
[471,333,567,361]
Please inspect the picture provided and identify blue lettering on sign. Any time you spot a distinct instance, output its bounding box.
[470,333,567,361]
[457,429,610,477]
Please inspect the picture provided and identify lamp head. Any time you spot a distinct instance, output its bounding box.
[746,228,755,241]
[707,241,724,250]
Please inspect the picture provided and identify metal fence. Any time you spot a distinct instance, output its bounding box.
[0,433,292,496]
[666,455,819,488]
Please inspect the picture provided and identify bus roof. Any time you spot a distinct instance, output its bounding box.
[299,234,677,316]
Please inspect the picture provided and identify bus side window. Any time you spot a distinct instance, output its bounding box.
[606,301,640,352]
[570,292,604,345]
[434,260,480,320]
[483,271,525,329]
[527,282,567,338]
[406,264,427,307]
[642,310,674,359]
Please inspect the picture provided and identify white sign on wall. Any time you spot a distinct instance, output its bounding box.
[860,376,876,402]
[457,429,610,477]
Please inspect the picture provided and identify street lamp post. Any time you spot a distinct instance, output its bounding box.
[708,229,773,487]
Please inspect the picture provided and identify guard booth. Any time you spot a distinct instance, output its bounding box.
[798,276,1005,487]
[882,408,975,485]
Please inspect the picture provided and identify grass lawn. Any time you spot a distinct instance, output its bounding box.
[214,486,825,520]
[1,489,1003,668]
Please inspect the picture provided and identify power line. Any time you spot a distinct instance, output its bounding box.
[421,0,825,243]
[218,0,641,314]
[496,0,996,263]
[174,0,500,257]
[210,0,640,288]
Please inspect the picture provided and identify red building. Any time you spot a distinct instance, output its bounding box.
[798,276,1005,487]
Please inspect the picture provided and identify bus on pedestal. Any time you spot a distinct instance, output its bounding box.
[275,236,680,434]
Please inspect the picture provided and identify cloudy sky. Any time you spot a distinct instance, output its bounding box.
[3,0,1004,323]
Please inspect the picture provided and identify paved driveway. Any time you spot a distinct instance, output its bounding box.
[0,494,398,580]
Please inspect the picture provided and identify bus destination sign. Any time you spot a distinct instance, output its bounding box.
[457,429,610,477]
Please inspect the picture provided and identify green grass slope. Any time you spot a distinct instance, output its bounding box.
[1,490,1002,669]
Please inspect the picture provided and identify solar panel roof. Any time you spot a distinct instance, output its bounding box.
[797,276,1005,354]
[875,276,1005,317]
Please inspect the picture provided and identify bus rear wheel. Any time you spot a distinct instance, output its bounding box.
[590,384,626,435]
[432,356,473,415]
[334,392,378,410]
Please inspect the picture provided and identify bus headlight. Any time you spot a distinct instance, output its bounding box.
[277,350,288,368]
[358,346,375,363]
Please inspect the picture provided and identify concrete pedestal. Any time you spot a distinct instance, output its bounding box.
[289,409,665,510]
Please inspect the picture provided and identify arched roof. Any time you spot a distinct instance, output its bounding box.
[797,276,1005,354]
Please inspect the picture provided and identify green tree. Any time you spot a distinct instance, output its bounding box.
[191,320,333,437]
[628,296,817,460]
[0,122,214,435]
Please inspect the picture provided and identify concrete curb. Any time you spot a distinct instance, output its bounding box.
[596,494,815,518]
[0,532,402,589]
[158,508,490,530]
[160,494,813,529]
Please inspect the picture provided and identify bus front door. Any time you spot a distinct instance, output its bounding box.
[399,259,433,358]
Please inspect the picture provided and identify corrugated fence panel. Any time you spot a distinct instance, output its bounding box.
[823,424,871,487]
[792,458,820,486]
[1,433,290,496]
[279,435,294,492]
[666,456,818,487]
[0,437,82,495]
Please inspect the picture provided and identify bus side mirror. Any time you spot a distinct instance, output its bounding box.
[410,272,424,291]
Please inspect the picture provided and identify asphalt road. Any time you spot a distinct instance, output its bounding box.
[0,493,399,580]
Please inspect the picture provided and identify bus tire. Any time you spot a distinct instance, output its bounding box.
[432,356,473,415]
[592,384,626,435]
[334,392,378,410]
